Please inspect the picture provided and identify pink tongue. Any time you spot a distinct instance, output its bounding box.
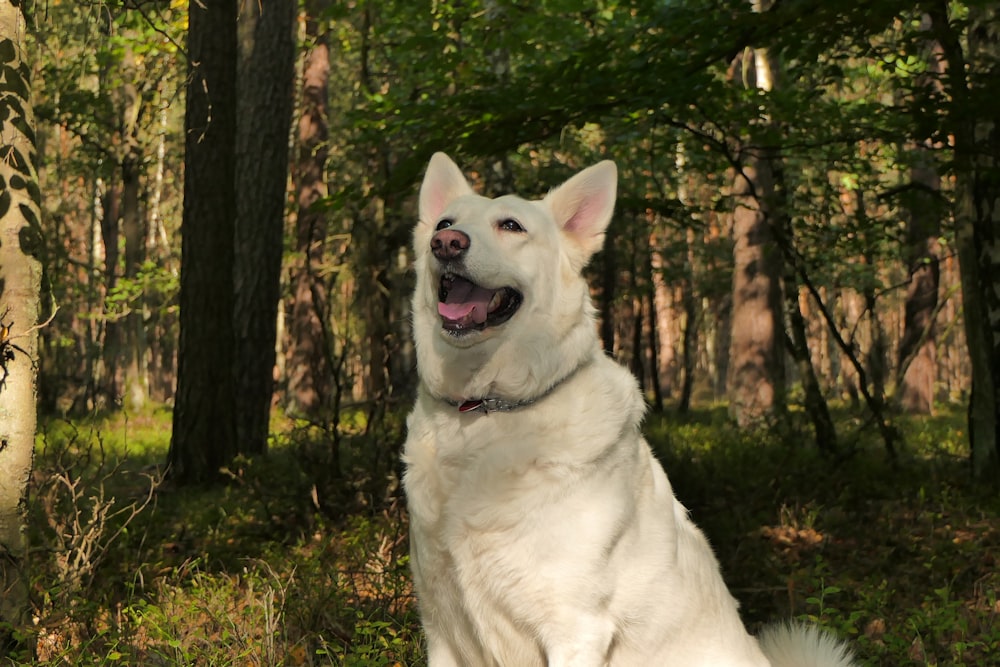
[438,277,495,324]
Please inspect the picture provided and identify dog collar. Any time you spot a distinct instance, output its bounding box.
[455,397,532,414]
[444,359,590,415]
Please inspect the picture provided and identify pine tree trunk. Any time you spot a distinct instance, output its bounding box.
[644,244,664,411]
[650,242,676,399]
[728,147,785,425]
[726,35,785,427]
[287,0,332,417]
[168,0,239,484]
[0,0,42,651]
[896,19,943,415]
[233,0,296,455]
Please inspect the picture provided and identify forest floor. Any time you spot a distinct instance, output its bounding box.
[11,403,1000,666]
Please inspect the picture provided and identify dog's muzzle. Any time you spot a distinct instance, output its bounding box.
[437,273,522,334]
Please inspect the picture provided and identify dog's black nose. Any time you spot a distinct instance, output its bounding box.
[431,229,470,260]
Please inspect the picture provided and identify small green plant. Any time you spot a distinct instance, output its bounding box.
[801,572,864,640]
[15,406,1000,666]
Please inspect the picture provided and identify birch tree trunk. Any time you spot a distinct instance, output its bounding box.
[0,0,43,650]
[120,40,148,412]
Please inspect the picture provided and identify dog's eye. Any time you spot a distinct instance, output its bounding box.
[435,218,454,231]
[498,218,524,233]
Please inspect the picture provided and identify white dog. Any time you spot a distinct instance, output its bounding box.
[403,153,857,667]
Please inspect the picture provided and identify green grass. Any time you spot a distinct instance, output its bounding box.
[649,405,1000,665]
[11,404,1000,665]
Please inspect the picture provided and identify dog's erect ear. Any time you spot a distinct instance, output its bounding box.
[419,152,475,225]
[544,160,618,263]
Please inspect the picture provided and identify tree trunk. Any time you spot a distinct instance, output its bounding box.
[771,156,837,451]
[287,0,332,417]
[168,0,239,484]
[120,43,148,412]
[727,142,784,426]
[650,242,676,399]
[644,244,664,411]
[99,182,121,406]
[678,277,698,414]
[931,2,1000,478]
[896,158,940,414]
[726,30,785,427]
[786,285,838,452]
[896,18,943,415]
[233,0,296,455]
[0,0,43,652]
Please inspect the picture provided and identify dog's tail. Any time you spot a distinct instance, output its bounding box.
[757,623,858,667]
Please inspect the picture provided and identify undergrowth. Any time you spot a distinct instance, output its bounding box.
[6,404,998,665]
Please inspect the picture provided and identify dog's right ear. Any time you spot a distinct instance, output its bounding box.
[419,152,474,225]
[544,160,618,268]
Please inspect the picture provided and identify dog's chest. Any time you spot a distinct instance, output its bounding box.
[408,410,568,529]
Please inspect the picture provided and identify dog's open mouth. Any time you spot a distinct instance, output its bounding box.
[437,273,522,333]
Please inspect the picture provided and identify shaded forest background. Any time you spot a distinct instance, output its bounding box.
[24,0,999,478]
[2,0,1000,663]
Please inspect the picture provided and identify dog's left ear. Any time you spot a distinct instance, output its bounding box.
[544,160,618,266]
[419,152,475,226]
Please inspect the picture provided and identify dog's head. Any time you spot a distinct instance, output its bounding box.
[411,152,617,400]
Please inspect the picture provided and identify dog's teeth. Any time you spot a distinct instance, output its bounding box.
[488,291,503,312]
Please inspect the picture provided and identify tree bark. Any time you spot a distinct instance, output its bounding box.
[650,241,676,399]
[678,272,698,414]
[120,41,148,412]
[0,0,43,651]
[233,0,296,455]
[785,283,838,452]
[727,139,785,426]
[643,243,664,411]
[287,0,333,417]
[99,181,121,406]
[932,2,1000,478]
[726,23,785,426]
[896,159,940,414]
[168,0,239,484]
[896,17,943,415]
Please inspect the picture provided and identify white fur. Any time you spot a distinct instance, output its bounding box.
[403,153,858,667]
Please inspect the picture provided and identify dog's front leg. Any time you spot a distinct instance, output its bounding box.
[425,638,462,667]
[541,615,615,667]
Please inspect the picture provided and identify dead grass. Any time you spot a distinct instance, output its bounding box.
[10,405,999,665]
